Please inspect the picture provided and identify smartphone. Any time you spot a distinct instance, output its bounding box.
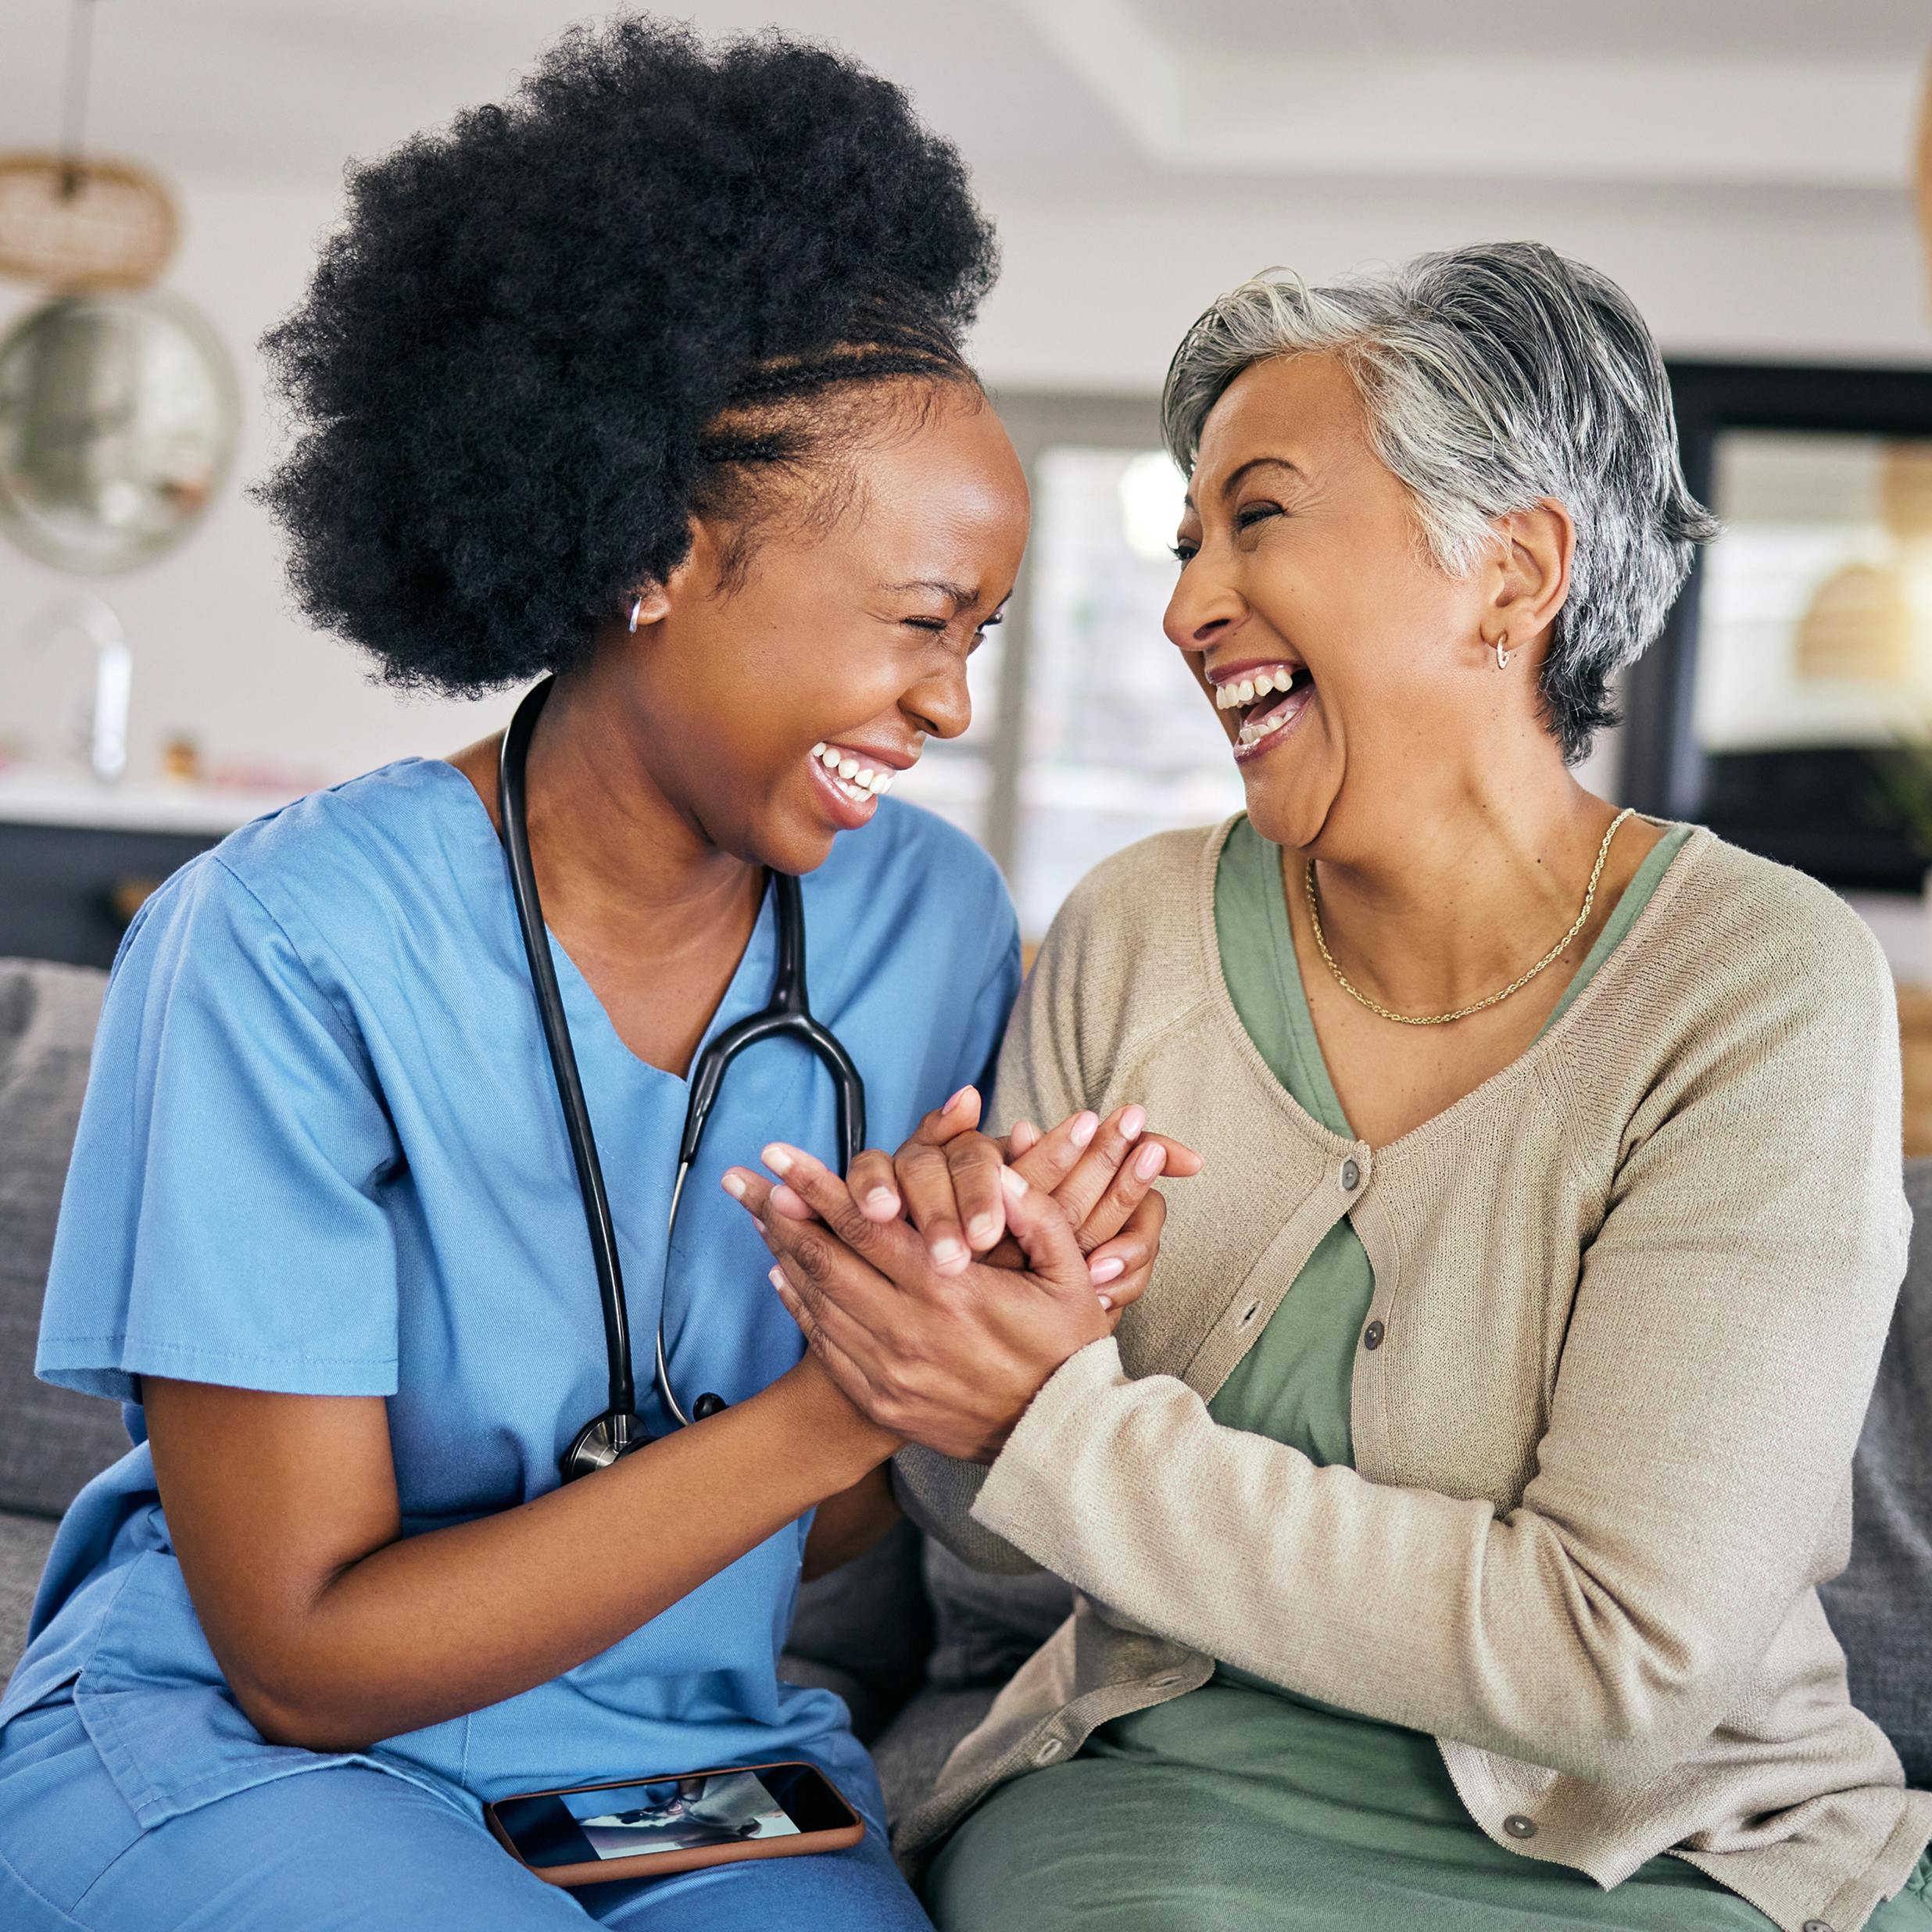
[485,1760,864,1887]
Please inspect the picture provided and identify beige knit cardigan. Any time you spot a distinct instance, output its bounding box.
[893,818,1932,1932]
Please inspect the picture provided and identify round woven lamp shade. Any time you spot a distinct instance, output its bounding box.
[0,153,178,293]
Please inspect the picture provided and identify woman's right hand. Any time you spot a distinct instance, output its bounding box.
[801,1086,1203,1311]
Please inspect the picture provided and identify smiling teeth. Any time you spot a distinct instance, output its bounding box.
[1238,700,1302,746]
[1216,667,1300,710]
[810,742,895,803]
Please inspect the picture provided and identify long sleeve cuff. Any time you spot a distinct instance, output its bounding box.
[971,1335,1132,1563]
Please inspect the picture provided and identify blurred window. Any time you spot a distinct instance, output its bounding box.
[1695,429,1932,752]
[1011,445,1241,936]
[893,394,1242,942]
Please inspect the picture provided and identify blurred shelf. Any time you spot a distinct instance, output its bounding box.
[0,770,305,968]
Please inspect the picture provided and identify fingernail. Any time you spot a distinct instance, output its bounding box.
[968,1213,1000,1246]
[721,1172,747,1200]
[763,1145,794,1175]
[1135,1143,1165,1181]
[767,1266,786,1290]
[1097,1294,1114,1311]
[1089,1255,1125,1285]
[1121,1106,1147,1142]
[1070,1111,1097,1149]
[946,1086,975,1113]
[931,1237,967,1269]
[865,1187,900,1216]
[999,1167,1029,1200]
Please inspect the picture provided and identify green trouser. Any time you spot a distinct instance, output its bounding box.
[926,1682,1932,1932]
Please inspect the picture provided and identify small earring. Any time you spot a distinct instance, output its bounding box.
[1494,631,1512,671]
[628,596,643,635]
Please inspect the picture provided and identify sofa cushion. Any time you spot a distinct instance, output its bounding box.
[0,960,127,1522]
[924,1540,1073,1690]
[1820,1157,1932,1787]
[781,1517,933,1744]
[871,1683,1000,1828]
[0,1508,58,1678]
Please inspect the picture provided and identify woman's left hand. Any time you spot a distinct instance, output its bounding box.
[724,1150,1109,1462]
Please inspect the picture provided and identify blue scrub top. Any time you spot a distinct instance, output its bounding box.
[2,757,1018,1834]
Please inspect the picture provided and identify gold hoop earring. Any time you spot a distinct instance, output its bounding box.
[1494,631,1512,671]
[628,596,643,635]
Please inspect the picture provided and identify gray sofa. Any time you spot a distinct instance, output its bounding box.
[2,956,1927,1837]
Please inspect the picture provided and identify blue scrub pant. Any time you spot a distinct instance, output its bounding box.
[0,1696,932,1930]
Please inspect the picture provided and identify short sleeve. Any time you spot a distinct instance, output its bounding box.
[36,854,402,1402]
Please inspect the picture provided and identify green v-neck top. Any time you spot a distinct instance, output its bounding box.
[1208,812,1694,1471]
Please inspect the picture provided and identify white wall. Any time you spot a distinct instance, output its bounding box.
[0,179,505,790]
[975,182,1932,390]
[3,170,1930,790]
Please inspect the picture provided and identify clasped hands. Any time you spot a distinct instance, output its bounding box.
[721,1088,1202,1463]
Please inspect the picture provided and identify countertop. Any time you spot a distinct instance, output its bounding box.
[0,770,302,836]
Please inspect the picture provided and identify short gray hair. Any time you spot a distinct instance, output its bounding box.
[1161,242,1718,763]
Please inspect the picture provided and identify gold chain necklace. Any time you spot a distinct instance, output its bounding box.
[1304,807,1634,1028]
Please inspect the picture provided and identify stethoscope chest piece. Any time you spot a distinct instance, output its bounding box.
[563,1409,654,1481]
[562,1392,730,1483]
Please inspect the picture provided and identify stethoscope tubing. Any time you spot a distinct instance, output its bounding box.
[496,678,867,1472]
[499,678,642,1427]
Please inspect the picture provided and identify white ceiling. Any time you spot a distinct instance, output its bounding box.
[1019,0,1931,188]
[0,2,1128,190]
[2,0,1927,197]
[1178,0,1932,65]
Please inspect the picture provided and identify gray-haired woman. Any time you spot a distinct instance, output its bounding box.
[726,242,1932,1931]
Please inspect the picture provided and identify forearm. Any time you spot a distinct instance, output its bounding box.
[971,1339,1855,1784]
[239,1365,893,1749]
[800,1463,902,1581]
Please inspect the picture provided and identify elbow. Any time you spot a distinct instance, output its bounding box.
[224,1658,381,1755]
[1465,1700,1687,1785]
[1521,1663,1724,1786]
[1492,1543,1735,1782]
[1546,1711,1694,1786]
[245,1694,380,1756]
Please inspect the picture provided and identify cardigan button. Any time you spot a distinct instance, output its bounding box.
[1340,1157,1361,1191]
[1362,1320,1385,1351]
[1802,1921,1835,1932]
[1503,1813,1537,1840]
[1032,1737,1065,1766]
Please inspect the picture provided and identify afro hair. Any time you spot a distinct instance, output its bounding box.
[255,16,998,694]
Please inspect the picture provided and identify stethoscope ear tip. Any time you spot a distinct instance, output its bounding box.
[692,1393,728,1421]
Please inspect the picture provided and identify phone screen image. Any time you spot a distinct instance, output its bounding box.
[493,1765,849,1872]
[565,1771,800,1860]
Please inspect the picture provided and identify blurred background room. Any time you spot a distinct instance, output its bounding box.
[3,0,1932,1086]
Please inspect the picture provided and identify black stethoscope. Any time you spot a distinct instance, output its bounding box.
[496,678,868,1483]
